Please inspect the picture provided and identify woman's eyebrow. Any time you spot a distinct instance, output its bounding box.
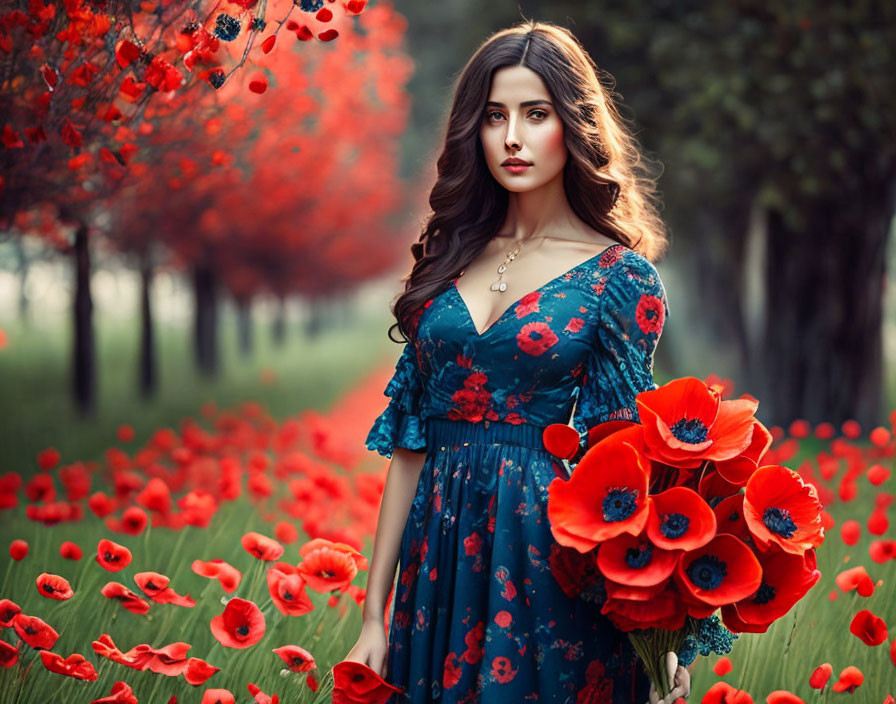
[485,99,553,108]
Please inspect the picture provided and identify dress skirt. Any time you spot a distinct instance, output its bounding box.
[384,417,650,704]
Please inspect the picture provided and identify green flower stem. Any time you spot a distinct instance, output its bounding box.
[629,628,688,699]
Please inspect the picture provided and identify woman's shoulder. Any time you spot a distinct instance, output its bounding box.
[603,245,666,295]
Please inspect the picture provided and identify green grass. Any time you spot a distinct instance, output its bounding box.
[1,303,894,703]
[0,302,398,476]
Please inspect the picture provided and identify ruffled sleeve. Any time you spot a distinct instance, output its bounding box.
[571,251,669,441]
[364,342,428,459]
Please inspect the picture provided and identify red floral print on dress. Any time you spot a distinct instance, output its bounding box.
[515,290,542,318]
[491,656,518,683]
[516,321,559,356]
[635,293,665,335]
[447,371,497,423]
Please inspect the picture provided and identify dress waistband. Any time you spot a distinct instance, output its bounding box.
[425,417,547,452]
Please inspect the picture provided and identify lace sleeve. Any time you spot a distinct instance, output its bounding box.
[364,342,427,459]
[571,251,669,444]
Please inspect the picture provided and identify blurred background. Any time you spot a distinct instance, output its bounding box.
[1,1,893,471]
[0,1,894,700]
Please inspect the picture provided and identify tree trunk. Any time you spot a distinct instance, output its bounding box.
[692,204,753,374]
[761,185,893,429]
[305,297,325,338]
[138,250,157,398]
[237,299,253,358]
[193,260,219,376]
[272,297,286,346]
[72,223,95,416]
[14,237,29,324]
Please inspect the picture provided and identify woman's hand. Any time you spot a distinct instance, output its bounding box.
[645,651,691,704]
[342,620,390,679]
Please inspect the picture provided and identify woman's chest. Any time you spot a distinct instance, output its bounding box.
[414,276,606,390]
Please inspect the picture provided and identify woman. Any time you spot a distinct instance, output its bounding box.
[346,20,692,704]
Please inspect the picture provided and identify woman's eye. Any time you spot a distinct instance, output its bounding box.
[486,110,548,121]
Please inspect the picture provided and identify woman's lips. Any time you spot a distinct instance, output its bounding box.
[503,163,531,174]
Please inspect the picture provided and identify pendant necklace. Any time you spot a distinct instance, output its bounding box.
[489,243,521,292]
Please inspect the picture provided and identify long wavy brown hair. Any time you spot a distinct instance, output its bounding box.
[388,19,670,344]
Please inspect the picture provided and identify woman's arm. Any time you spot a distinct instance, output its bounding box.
[361,447,427,626]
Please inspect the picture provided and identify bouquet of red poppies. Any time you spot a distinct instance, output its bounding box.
[543,376,825,699]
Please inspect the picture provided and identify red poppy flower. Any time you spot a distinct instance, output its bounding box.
[296,548,361,594]
[137,477,172,514]
[646,486,717,551]
[274,521,298,545]
[765,692,805,704]
[835,566,874,597]
[547,437,650,552]
[596,531,680,587]
[89,491,116,517]
[97,538,133,572]
[542,423,581,461]
[839,520,861,545]
[247,683,279,704]
[92,634,147,669]
[711,494,752,543]
[210,597,266,648]
[267,564,314,616]
[0,598,21,626]
[743,466,824,554]
[0,640,19,668]
[713,419,773,486]
[36,573,74,600]
[548,543,604,599]
[809,663,832,690]
[849,609,888,646]
[116,506,149,535]
[600,582,687,632]
[90,680,138,704]
[869,539,896,563]
[713,657,732,676]
[298,538,369,571]
[185,657,220,686]
[101,582,151,615]
[135,572,196,607]
[273,645,316,673]
[135,641,193,676]
[40,650,98,681]
[700,682,754,704]
[603,575,671,602]
[332,660,404,704]
[832,665,863,693]
[192,559,242,592]
[10,538,28,560]
[724,547,820,632]
[868,508,889,535]
[200,690,235,704]
[635,377,759,469]
[38,447,61,470]
[60,540,83,560]
[12,613,59,650]
[241,531,284,561]
[698,468,742,504]
[674,533,763,608]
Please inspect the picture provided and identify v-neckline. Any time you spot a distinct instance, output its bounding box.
[451,242,627,338]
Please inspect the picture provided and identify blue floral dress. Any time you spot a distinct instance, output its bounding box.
[366,243,672,703]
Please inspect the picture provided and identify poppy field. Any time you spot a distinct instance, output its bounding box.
[0,361,895,703]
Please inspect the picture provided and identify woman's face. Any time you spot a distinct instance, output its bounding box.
[479,65,567,193]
